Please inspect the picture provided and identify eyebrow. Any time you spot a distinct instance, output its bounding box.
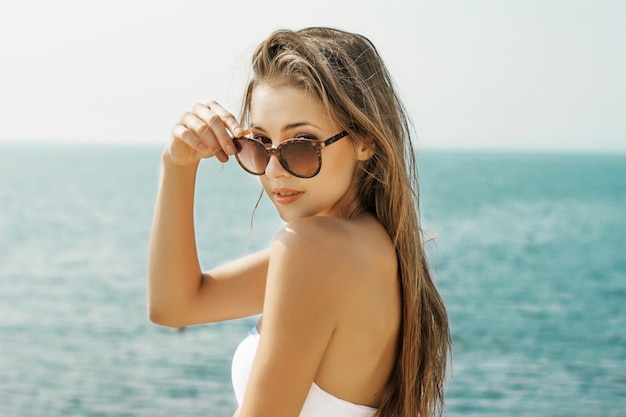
[251,122,321,133]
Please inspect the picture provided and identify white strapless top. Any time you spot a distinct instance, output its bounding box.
[231,326,377,417]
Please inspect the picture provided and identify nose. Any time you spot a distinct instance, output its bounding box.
[264,152,289,178]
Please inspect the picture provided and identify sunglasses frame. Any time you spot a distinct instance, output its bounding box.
[233,130,349,178]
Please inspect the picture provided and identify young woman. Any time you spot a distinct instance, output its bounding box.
[148,27,450,417]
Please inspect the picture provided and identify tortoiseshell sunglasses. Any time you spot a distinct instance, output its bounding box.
[233,130,348,178]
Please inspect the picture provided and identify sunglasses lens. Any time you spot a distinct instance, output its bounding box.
[234,138,321,178]
[281,142,319,177]
[235,139,267,174]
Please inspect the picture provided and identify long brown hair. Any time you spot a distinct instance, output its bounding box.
[241,27,450,417]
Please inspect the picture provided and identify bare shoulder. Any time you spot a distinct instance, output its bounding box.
[269,216,352,289]
[269,214,396,290]
[261,213,396,335]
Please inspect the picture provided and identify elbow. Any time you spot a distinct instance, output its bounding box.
[147,307,167,326]
[147,305,169,326]
[147,304,185,328]
[146,284,184,327]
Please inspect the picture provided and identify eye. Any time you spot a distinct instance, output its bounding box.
[254,135,273,146]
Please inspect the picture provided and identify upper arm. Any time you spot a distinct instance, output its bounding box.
[238,222,347,417]
[153,248,270,327]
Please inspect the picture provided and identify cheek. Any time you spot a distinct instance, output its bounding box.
[260,177,270,191]
[321,145,359,185]
[312,152,359,201]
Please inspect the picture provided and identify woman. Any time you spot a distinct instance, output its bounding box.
[148,27,450,417]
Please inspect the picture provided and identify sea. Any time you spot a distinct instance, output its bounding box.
[0,143,624,417]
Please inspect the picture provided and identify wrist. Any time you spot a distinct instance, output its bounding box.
[161,149,201,171]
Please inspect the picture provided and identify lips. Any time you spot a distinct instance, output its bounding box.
[272,188,304,204]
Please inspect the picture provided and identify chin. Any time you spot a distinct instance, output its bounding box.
[274,205,320,223]
[276,209,305,223]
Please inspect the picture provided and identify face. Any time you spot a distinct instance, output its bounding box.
[248,83,367,222]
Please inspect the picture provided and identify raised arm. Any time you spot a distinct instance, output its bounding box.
[147,101,267,327]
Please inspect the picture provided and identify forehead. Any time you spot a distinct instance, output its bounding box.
[249,84,331,130]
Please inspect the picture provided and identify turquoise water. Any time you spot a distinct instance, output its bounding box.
[1,144,624,416]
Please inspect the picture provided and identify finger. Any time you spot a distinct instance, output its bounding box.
[204,101,243,155]
[180,111,219,153]
[214,149,229,163]
[205,100,244,137]
[171,122,210,153]
[191,103,234,155]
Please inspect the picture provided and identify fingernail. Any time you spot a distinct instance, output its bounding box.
[199,142,209,151]
[226,144,236,155]
[234,127,243,137]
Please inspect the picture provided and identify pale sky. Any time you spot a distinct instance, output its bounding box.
[1,0,624,152]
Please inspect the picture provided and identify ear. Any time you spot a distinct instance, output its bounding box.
[355,142,375,161]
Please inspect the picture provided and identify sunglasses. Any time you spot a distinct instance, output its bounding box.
[233,130,349,178]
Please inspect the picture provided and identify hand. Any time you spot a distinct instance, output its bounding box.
[166,101,244,166]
